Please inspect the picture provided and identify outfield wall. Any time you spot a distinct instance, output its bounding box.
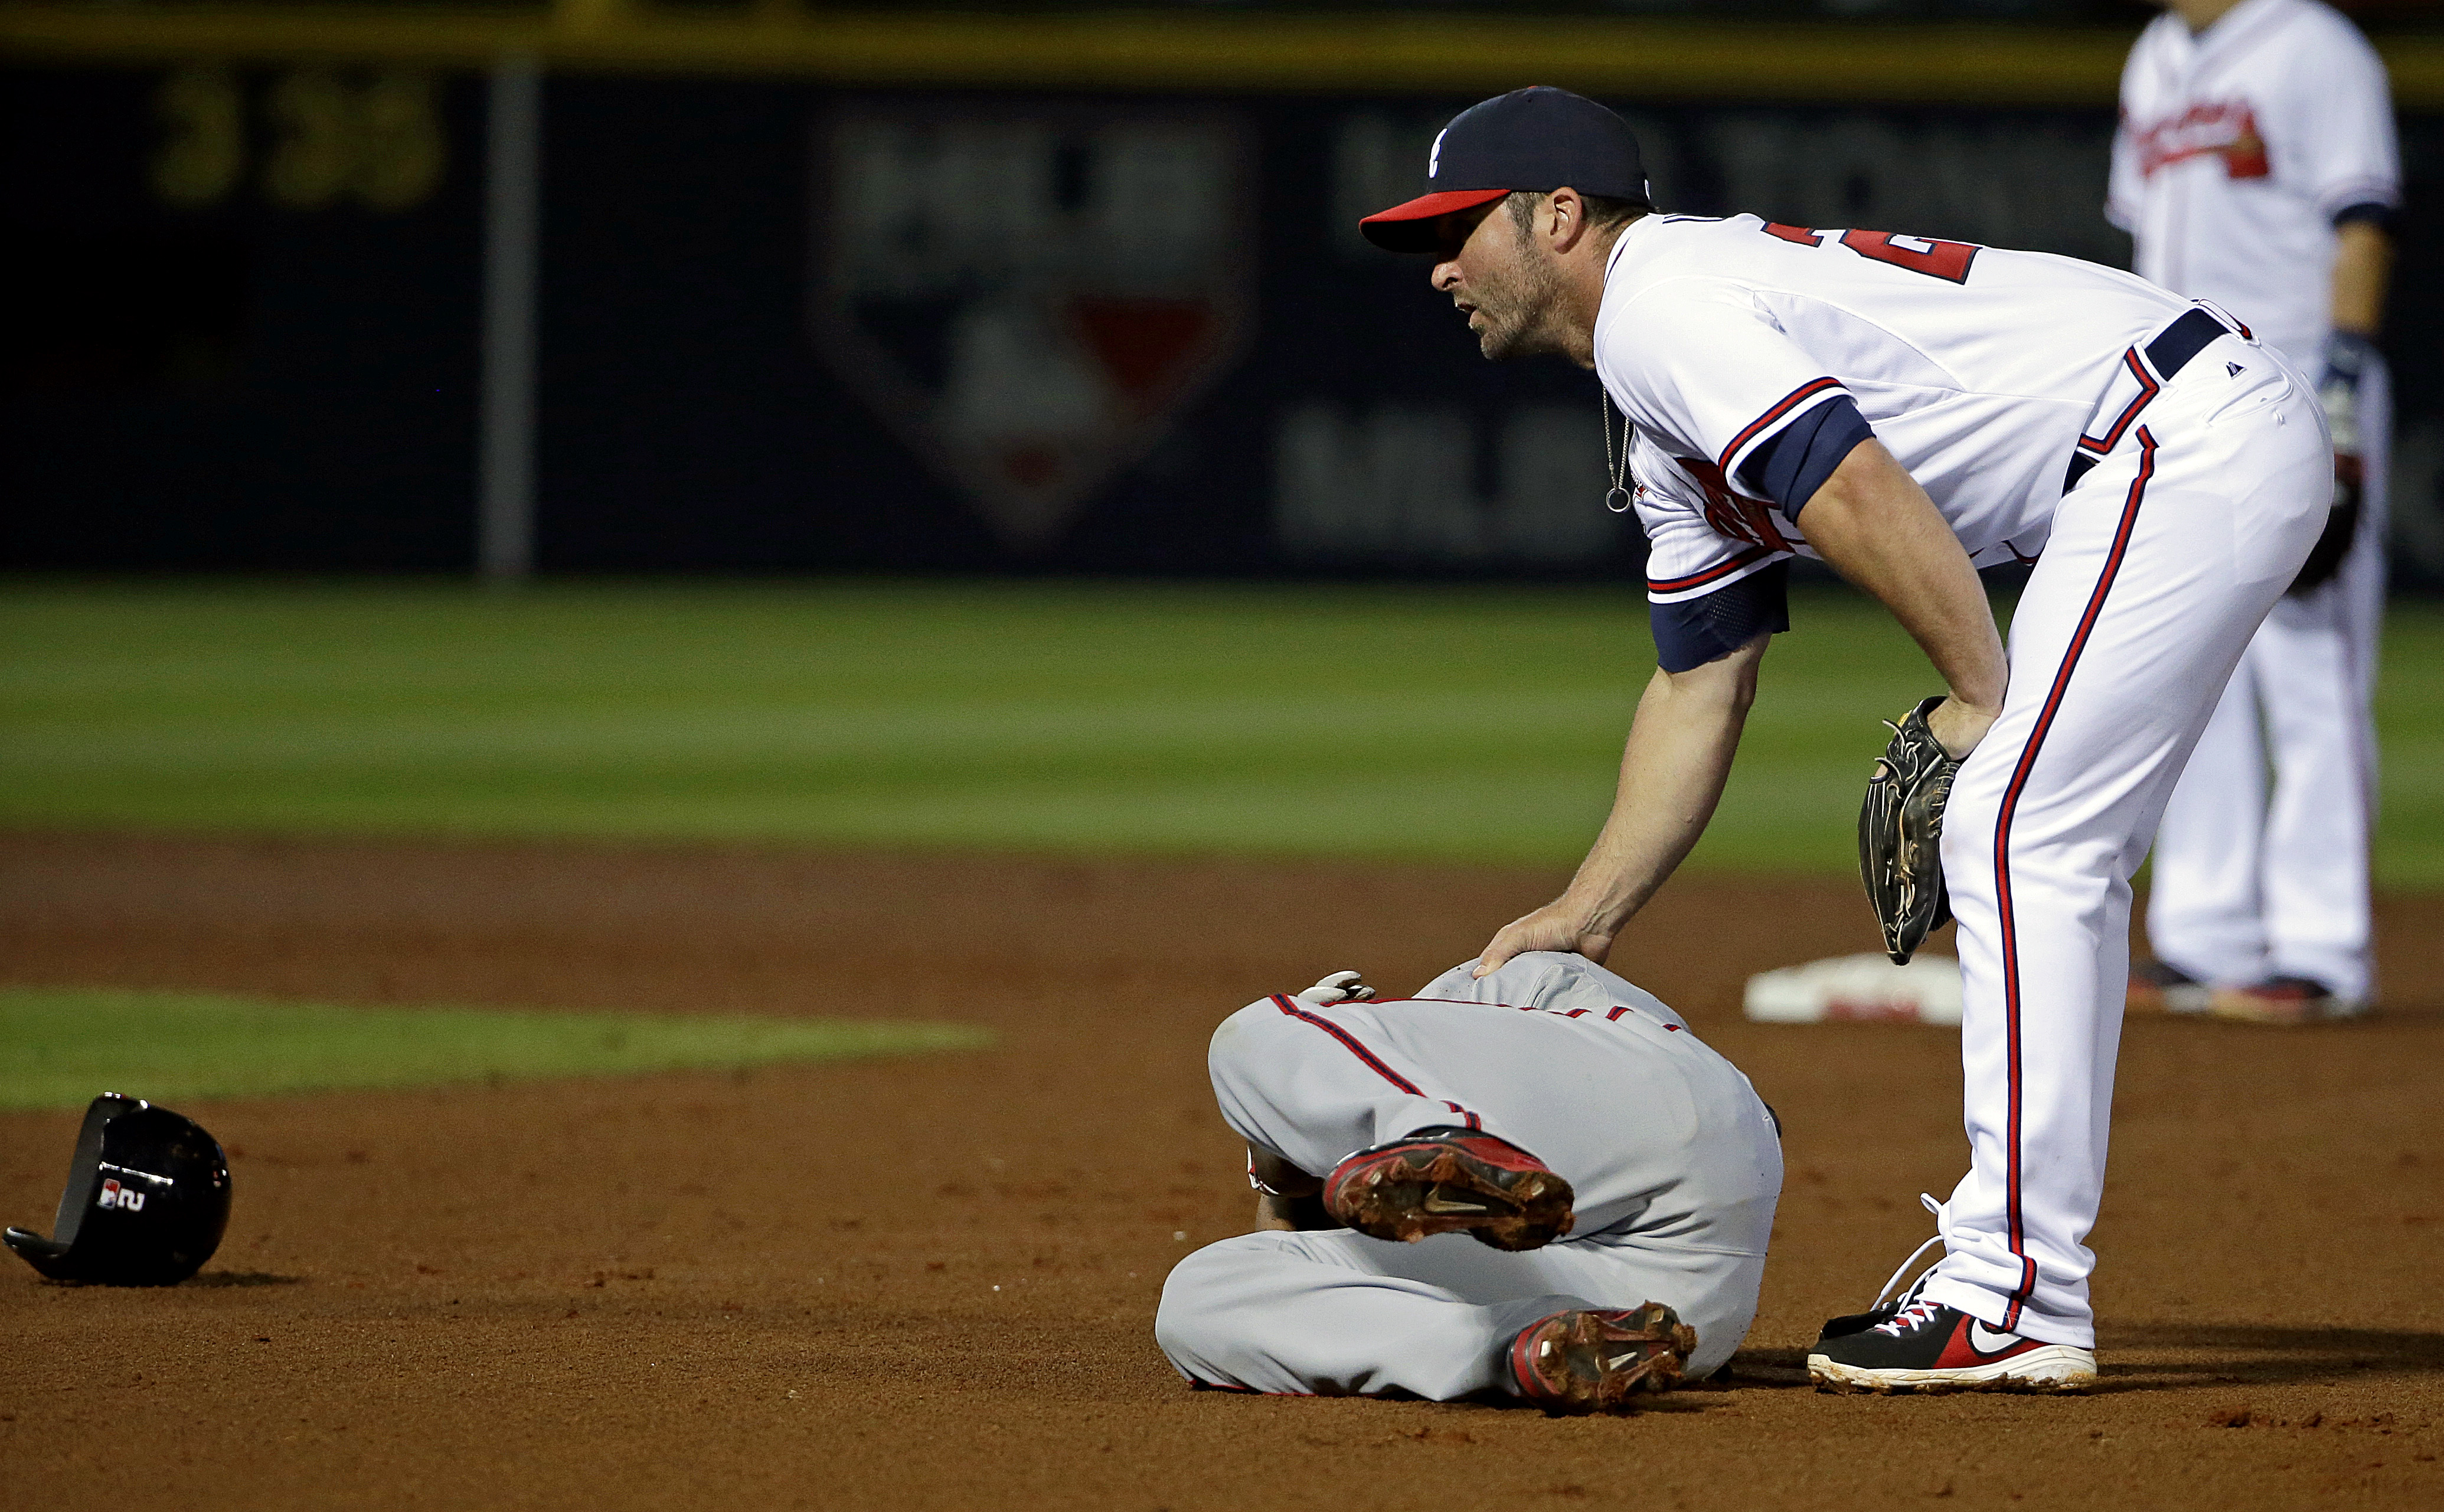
[8,16,2444,580]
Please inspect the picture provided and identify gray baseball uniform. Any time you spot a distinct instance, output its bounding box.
[1154,951,1782,1396]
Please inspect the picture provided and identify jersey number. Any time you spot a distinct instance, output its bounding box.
[1760,223,1981,284]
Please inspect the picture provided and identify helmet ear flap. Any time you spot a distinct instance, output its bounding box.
[6,1094,231,1286]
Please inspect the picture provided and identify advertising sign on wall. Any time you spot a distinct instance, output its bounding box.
[6,64,2441,582]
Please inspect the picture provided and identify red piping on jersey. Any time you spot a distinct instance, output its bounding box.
[1648,545,1775,595]
[1269,996,1481,1129]
[2078,348,2161,456]
[1716,377,1843,475]
[1388,994,1681,1030]
[1989,424,2157,1334]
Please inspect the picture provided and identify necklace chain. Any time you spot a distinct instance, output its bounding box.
[1600,389,1635,514]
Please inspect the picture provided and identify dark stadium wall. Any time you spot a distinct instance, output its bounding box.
[6,63,2442,582]
[3,66,485,571]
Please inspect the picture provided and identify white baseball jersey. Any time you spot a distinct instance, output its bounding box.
[2109,0,2400,366]
[1582,199,2332,1346]
[1597,213,2195,669]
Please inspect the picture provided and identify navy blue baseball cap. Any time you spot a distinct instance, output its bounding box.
[1362,86,1651,253]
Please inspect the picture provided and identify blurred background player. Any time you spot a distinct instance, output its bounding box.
[2112,0,2400,1023]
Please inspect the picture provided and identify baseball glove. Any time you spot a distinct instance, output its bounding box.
[2288,485,2361,596]
[1859,695,1961,965]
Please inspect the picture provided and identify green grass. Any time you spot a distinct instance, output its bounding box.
[5,579,2442,884]
[0,986,993,1111]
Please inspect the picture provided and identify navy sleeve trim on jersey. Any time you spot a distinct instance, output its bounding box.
[1716,377,1844,474]
[1735,395,1874,520]
[2332,201,2398,234]
[1651,561,1790,673]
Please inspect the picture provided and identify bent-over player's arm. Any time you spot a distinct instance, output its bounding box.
[1796,438,2008,759]
[1476,631,1767,974]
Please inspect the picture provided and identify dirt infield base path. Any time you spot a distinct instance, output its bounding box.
[2,834,2439,1511]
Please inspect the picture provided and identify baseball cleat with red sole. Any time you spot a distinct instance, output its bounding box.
[1322,1127,1574,1251]
[1509,1304,1696,1413]
[1806,1300,2096,1394]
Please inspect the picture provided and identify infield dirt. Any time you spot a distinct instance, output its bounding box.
[2,833,2439,1511]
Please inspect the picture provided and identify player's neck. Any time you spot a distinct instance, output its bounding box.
[1552,221,1632,369]
[2165,0,2249,36]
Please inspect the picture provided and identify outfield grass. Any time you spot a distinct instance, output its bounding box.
[0,987,992,1111]
[6,580,2441,884]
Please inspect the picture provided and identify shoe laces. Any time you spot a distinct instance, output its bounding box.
[1868,1193,1950,1313]
[1874,1294,1946,1337]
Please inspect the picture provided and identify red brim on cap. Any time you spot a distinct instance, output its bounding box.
[1358,188,1512,252]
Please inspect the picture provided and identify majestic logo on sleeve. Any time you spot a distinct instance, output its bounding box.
[1671,456,1797,552]
[2133,100,2270,181]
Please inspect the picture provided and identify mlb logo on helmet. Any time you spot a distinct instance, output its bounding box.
[96,1178,146,1212]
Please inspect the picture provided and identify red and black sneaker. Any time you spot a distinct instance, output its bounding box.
[1508,1304,1696,1413]
[1322,1127,1574,1251]
[1806,1297,2096,1394]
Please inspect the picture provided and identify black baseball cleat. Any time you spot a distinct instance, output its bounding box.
[1807,1298,2097,1395]
[1806,1201,2095,1394]
[1509,1304,1696,1413]
[1322,1127,1574,1251]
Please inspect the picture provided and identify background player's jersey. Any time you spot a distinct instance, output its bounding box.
[2109,0,2399,366]
[1599,213,2192,618]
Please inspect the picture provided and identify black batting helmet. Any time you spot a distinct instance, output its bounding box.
[6,1094,232,1286]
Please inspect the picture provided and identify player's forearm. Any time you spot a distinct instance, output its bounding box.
[2331,221,2392,338]
[1798,440,2007,754]
[1556,640,1761,936]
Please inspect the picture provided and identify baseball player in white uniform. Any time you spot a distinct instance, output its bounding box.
[1355,86,2332,1392]
[2112,0,2399,1022]
[1155,952,1782,1412]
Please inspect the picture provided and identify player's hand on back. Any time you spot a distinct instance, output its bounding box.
[1474,903,1616,978]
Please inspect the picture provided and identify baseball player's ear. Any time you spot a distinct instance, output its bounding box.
[1546,187,1590,253]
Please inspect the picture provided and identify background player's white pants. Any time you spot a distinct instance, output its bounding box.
[2146,357,2389,1002]
[1154,954,1782,1397]
[1919,338,2331,1349]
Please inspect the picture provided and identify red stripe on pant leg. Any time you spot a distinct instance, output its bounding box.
[1990,427,2158,1333]
[1269,996,1484,1131]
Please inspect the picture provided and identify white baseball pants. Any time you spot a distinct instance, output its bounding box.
[2146,355,2388,1003]
[1154,953,1782,1396]
[1919,330,2332,1348]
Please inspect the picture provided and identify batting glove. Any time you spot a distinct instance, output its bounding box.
[1295,969,1377,1006]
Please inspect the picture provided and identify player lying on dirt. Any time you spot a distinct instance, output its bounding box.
[1153,951,1782,1413]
